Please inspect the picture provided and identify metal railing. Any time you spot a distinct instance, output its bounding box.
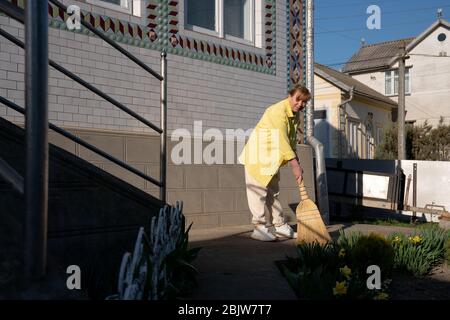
[0,0,168,280]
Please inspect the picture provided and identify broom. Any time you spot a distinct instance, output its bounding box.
[296,180,331,245]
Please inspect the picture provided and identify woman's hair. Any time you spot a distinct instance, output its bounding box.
[289,85,311,100]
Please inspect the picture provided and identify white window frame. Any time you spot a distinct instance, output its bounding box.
[347,118,361,158]
[376,125,383,145]
[86,0,142,17]
[365,121,374,159]
[184,0,256,46]
[385,68,411,96]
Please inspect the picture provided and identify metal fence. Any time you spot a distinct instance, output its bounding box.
[0,0,168,280]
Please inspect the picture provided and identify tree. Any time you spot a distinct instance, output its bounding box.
[375,118,450,161]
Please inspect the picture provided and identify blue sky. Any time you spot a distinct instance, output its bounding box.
[314,0,449,70]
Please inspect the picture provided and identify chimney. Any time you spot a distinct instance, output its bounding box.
[361,37,366,46]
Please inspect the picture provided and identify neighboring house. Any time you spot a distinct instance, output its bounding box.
[0,0,310,228]
[343,18,450,126]
[314,63,397,159]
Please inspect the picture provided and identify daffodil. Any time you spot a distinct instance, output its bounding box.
[333,281,347,296]
[374,292,389,300]
[338,249,346,258]
[340,265,352,279]
[392,236,401,243]
[409,235,422,245]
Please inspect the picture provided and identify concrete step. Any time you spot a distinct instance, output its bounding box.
[0,116,165,299]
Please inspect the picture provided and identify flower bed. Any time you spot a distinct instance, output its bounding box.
[278,224,450,300]
[106,202,201,300]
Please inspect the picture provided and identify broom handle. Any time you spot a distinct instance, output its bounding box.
[298,180,309,201]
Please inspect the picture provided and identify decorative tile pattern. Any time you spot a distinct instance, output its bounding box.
[7,0,164,51]
[6,0,276,74]
[287,0,306,142]
[152,0,277,74]
[288,0,305,89]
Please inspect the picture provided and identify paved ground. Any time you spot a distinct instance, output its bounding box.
[188,225,297,300]
[188,223,415,300]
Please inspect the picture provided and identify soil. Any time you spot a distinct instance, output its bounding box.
[390,263,450,300]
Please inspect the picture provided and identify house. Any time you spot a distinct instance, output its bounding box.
[314,63,397,159]
[342,18,450,126]
[0,0,311,230]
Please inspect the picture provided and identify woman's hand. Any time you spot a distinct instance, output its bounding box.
[289,157,303,185]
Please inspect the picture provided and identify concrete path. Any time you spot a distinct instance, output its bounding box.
[188,223,414,300]
[188,225,297,300]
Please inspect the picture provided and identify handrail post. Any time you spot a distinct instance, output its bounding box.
[24,0,49,280]
[160,51,167,203]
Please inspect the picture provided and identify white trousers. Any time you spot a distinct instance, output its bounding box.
[244,168,285,227]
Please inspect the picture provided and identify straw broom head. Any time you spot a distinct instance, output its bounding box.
[296,180,331,245]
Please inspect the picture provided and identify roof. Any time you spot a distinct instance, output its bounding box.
[342,38,415,74]
[315,63,397,107]
[342,18,450,74]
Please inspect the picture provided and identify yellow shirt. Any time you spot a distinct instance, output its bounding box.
[238,98,299,187]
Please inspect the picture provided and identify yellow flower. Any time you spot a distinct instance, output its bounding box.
[333,281,347,296]
[338,249,346,258]
[409,235,422,245]
[392,236,401,243]
[340,265,352,279]
[374,292,389,300]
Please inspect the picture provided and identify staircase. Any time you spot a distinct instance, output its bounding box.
[0,117,164,298]
[0,0,168,299]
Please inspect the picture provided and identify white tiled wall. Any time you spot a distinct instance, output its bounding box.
[0,0,288,137]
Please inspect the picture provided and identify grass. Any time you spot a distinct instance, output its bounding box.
[330,216,432,229]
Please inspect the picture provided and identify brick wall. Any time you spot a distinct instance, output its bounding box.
[0,0,308,229]
[48,129,315,229]
[0,0,288,135]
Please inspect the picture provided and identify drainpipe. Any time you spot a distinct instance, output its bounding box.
[305,0,314,138]
[337,87,354,159]
[304,0,329,225]
[306,136,330,224]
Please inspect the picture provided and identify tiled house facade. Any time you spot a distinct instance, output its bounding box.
[1,0,291,132]
[0,0,313,228]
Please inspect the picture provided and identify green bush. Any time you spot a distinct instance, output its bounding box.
[388,225,450,277]
[280,239,389,300]
[444,237,450,266]
[375,118,450,160]
[280,227,450,300]
[281,261,337,299]
[350,233,395,277]
[163,221,201,299]
[337,230,362,252]
[294,242,340,271]
[281,243,340,299]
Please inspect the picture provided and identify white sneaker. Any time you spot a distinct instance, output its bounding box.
[250,225,276,242]
[275,224,297,239]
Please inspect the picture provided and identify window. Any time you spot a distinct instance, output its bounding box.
[224,0,252,40]
[438,33,447,42]
[365,122,374,159]
[86,0,141,16]
[347,119,361,158]
[385,68,411,96]
[186,0,216,31]
[376,126,383,145]
[102,0,124,5]
[185,0,255,44]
